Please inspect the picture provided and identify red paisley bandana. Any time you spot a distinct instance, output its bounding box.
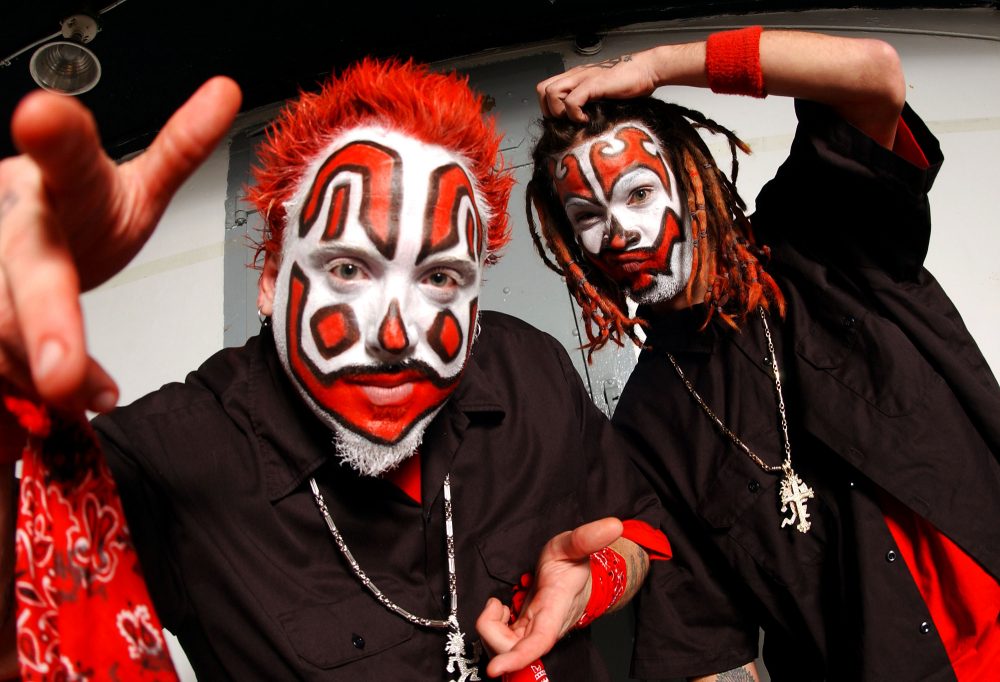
[3,395,177,681]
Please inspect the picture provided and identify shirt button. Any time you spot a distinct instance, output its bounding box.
[886,550,897,563]
[352,634,366,649]
[748,480,761,493]
[920,621,932,635]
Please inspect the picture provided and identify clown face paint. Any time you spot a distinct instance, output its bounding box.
[551,122,691,304]
[270,127,485,476]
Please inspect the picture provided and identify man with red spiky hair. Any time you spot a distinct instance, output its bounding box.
[0,59,669,680]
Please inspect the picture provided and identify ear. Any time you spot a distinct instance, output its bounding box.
[257,251,279,316]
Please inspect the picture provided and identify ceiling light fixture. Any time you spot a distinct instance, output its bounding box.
[29,14,102,95]
[0,1,129,96]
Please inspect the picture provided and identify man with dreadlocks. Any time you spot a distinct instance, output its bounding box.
[529,27,1000,681]
[0,59,671,680]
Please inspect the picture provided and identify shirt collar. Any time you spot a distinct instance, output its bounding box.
[639,303,718,355]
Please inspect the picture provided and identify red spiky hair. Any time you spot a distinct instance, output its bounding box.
[247,58,514,265]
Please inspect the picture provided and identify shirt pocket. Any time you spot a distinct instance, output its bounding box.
[475,494,584,586]
[795,306,936,416]
[277,588,414,669]
[693,432,829,582]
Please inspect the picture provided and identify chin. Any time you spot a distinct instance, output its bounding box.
[629,274,686,306]
[331,409,439,477]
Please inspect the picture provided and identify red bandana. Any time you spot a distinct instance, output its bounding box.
[3,395,177,681]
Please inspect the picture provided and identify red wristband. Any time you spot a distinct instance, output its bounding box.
[574,545,627,629]
[705,26,766,98]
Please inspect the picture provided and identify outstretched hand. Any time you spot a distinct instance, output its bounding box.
[476,517,623,678]
[0,77,241,415]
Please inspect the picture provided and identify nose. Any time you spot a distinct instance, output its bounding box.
[368,298,415,360]
[604,217,641,251]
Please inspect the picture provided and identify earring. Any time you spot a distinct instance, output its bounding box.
[258,308,271,327]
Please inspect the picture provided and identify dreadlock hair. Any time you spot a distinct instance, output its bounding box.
[248,58,514,267]
[526,97,785,358]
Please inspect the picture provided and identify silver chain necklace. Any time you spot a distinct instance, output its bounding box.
[665,307,816,533]
[308,474,482,681]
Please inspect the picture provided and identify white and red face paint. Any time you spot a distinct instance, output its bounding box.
[551,122,691,304]
[271,127,485,474]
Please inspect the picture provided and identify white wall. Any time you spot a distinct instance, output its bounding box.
[79,8,1000,679]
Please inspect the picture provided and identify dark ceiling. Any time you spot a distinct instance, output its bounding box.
[2,1,995,159]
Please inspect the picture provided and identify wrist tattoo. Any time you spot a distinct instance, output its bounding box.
[0,191,18,228]
[717,666,754,682]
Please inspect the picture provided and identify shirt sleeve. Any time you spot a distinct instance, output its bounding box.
[752,100,943,282]
[93,412,192,633]
[549,336,669,537]
[614,409,760,679]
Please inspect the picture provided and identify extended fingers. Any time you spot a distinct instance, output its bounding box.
[129,76,242,206]
[0,159,115,411]
[11,91,116,196]
[476,597,516,656]
[484,609,560,677]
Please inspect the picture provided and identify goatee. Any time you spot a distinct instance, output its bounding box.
[331,408,439,477]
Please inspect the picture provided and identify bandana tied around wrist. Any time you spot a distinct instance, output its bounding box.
[574,546,627,630]
[4,395,177,681]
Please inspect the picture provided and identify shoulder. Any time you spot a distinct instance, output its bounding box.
[474,310,574,371]
[94,337,261,446]
[462,310,585,404]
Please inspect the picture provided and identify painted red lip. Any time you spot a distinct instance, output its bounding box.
[599,250,658,275]
[601,248,650,263]
[343,369,425,387]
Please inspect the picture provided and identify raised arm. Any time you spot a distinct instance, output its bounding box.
[0,77,241,415]
[537,28,905,148]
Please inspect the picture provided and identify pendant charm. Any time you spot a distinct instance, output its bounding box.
[779,466,815,533]
[445,618,481,682]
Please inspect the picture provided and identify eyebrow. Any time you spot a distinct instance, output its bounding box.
[564,196,602,209]
[418,255,479,274]
[306,244,378,265]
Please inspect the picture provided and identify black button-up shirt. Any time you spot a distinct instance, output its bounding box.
[621,102,1000,681]
[95,311,662,680]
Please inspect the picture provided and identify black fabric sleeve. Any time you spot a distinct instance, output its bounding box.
[549,339,665,532]
[93,414,191,632]
[614,412,760,679]
[753,100,943,282]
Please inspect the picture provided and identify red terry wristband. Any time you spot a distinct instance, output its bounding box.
[574,546,627,629]
[706,26,766,98]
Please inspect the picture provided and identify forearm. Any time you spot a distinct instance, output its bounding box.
[645,30,905,147]
[690,661,760,682]
[605,536,649,613]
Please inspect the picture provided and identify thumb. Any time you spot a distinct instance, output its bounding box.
[550,517,624,562]
[127,76,242,210]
